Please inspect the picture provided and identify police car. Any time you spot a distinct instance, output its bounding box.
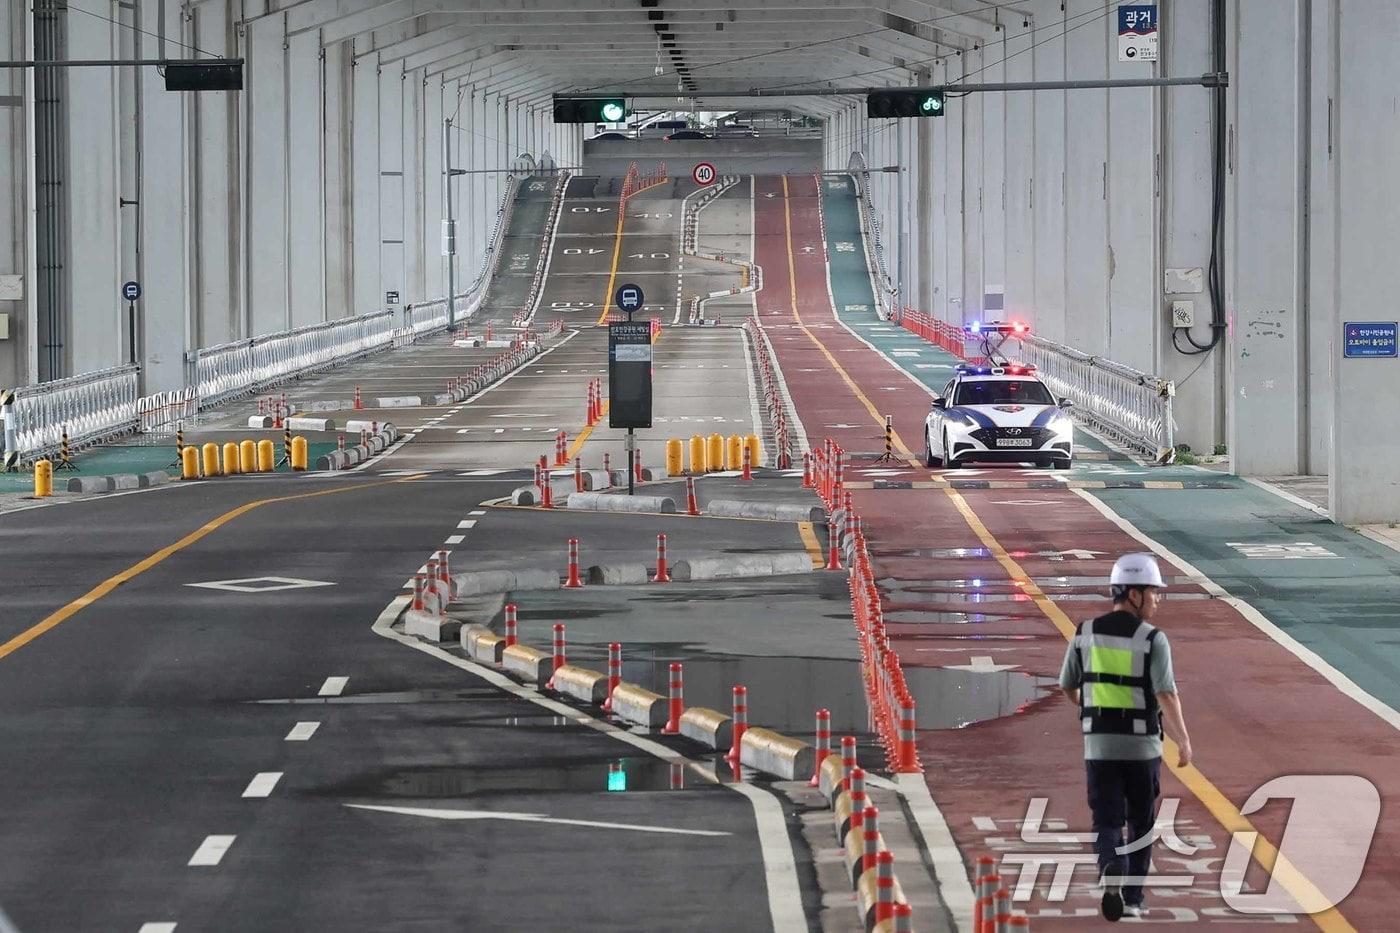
[923,322,1075,469]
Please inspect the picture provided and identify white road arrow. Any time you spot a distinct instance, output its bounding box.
[345,804,731,837]
[945,656,1021,674]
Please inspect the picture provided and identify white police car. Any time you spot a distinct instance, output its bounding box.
[924,362,1075,469]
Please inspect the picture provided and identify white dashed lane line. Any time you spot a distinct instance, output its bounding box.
[444,534,465,545]
[139,924,177,933]
[285,722,319,742]
[469,510,486,516]
[241,772,283,799]
[188,835,236,867]
[317,676,348,696]
[457,519,477,529]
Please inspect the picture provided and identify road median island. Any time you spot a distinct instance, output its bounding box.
[703,499,824,522]
[565,491,677,514]
[672,552,814,581]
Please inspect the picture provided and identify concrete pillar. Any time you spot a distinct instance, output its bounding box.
[351,50,380,315]
[0,3,31,387]
[245,14,289,337]
[377,66,404,311]
[323,41,353,317]
[288,30,324,326]
[916,119,934,313]
[133,0,191,392]
[932,61,950,322]
[943,58,965,324]
[1106,8,1160,374]
[1159,0,1221,454]
[424,78,444,302]
[980,42,1007,320]
[1032,3,1068,341]
[1304,0,1337,473]
[1063,0,1109,354]
[1330,0,1400,523]
[401,71,424,303]
[64,3,122,375]
[1004,18,1036,323]
[1228,0,1307,476]
[191,2,239,345]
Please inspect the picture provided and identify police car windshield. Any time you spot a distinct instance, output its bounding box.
[954,379,1055,406]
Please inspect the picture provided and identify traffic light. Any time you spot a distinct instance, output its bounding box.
[866,89,945,118]
[553,96,627,124]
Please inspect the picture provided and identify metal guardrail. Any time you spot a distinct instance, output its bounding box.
[1011,334,1176,463]
[845,154,899,319]
[189,310,396,408]
[3,365,140,464]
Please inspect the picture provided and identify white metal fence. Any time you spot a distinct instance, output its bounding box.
[3,365,140,463]
[1012,334,1177,462]
[845,154,899,319]
[189,310,397,408]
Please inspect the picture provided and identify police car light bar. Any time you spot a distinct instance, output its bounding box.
[956,362,1038,376]
[962,320,1031,336]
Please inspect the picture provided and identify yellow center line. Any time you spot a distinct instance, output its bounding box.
[942,485,1355,932]
[779,176,920,468]
[0,474,428,663]
[566,400,610,462]
[796,520,824,568]
[595,195,629,326]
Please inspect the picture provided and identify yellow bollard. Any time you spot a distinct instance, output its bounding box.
[291,435,308,471]
[201,442,219,478]
[239,439,257,473]
[665,438,684,477]
[33,459,53,498]
[744,434,762,469]
[180,445,199,480]
[726,434,743,470]
[257,439,275,472]
[222,442,240,475]
[706,433,725,473]
[688,435,707,474]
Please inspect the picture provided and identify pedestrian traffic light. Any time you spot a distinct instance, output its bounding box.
[553,96,628,124]
[866,89,945,118]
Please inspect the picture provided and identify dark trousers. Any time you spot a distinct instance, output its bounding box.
[1086,758,1161,906]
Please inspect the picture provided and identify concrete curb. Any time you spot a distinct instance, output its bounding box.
[580,470,613,491]
[461,624,506,665]
[449,568,559,596]
[549,664,609,704]
[704,499,826,523]
[585,564,648,586]
[374,396,422,408]
[565,491,677,513]
[139,471,169,488]
[678,706,733,750]
[66,476,112,493]
[739,726,815,781]
[672,552,814,581]
[608,682,668,729]
[817,754,844,803]
[247,415,273,428]
[501,643,552,687]
[286,416,334,432]
[402,609,459,642]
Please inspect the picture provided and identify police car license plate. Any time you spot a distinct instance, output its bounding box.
[996,438,1034,447]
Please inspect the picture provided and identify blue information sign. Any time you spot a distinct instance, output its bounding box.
[1343,322,1398,358]
[615,282,644,315]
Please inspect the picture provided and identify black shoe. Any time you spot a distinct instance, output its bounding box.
[1101,870,1124,922]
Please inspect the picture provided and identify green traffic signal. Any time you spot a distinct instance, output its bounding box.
[865,89,946,119]
[600,100,626,122]
[552,96,629,124]
[919,94,944,115]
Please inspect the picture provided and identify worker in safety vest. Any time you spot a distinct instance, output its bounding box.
[1059,553,1193,922]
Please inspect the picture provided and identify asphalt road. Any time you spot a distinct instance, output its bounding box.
[0,472,789,931]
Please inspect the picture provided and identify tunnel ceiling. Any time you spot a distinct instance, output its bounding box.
[283,0,1017,117]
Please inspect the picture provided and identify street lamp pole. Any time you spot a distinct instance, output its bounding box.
[444,116,457,327]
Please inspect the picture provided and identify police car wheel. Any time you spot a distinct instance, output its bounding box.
[1054,458,1072,470]
[924,432,941,467]
[943,432,961,469]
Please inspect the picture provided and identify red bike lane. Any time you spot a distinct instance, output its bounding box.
[752,174,1398,931]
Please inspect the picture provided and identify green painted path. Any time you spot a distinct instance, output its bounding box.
[0,441,339,492]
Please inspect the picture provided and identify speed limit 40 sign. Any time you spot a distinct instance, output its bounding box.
[692,162,716,186]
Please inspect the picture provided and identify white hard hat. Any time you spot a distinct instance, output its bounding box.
[1110,553,1166,588]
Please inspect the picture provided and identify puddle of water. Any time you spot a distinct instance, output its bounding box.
[883,610,1040,625]
[324,755,716,798]
[621,652,1057,734]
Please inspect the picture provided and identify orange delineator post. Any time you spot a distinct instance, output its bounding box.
[896,695,920,772]
[662,662,683,733]
[685,476,700,516]
[808,708,831,787]
[802,452,813,488]
[574,456,584,492]
[726,685,748,761]
[653,533,672,583]
[545,623,566,689]
[825,519,844,571]
[504,603,518,646]
[563,537,583,588]
[741,444,752,481]
[601,642,622,711]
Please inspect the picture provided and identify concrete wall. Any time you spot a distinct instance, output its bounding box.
[0,4,581,392]
[583,137,823,178]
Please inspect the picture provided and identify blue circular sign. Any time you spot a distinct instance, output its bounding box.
[122,280,142,301]
[615,283,644,313]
